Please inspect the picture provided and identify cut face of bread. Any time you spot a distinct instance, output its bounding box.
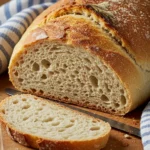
[0,94,111,150]
[9,11,149,116]
[10,41,128,115]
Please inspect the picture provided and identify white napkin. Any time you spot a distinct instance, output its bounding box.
[0,0,56,74]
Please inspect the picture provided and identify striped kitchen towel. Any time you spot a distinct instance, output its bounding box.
[141,102,150,150]
[0,0,57,74]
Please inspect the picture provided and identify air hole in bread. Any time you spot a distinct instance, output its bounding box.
[32,62,40,71]
[13,100,18,104]
[120,89,124,94]
[84,58,91,64]
[1,109,5,114]
[41,74,47,79]
[60,68,66,73]
[43,117,53,122]
[77,79,81,84]
[92,120,97,123]
[73,93,78,96]
[31,88,36,93]
[23,117,29,121]
[96,66,102,73]
[20,60,24,64]
[63,64,68,68]
[52,122,60,126]
[41,59,51,68]
[114,103,120,108]
[49,71,54,75]
[121,95,126,105]
[23,89,27,92]
[34,49,39,52]
[51,46,60,51]
[39,90,44,94]
[70,119,75,123]
[64,96,69,100]
[101,95,109,102]
[18,78,23,82]
[90,126,100,131]
[42,103,46,106]
[63,136,69,139]
[74,70,79,74]
[65,124,73,128]
[16,62,19,67]
[22,98,26,101]
[111,109,116,113]
[37,107,43,111]
[105,83,111,92]
[89,76,98,88]
[14,71,18,76]
[34,119,38,122]
[22,105,30,109]
[58,129,65,132]
[85,66,91,71]
[99,89,103,94]
[71,74,75,78]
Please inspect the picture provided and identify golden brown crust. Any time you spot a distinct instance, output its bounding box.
[9,0,150,115]
[9,13,147,115]
[52,0,150,70]
[75,0,150,70]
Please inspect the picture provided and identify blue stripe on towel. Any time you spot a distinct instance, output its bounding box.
[39,0,45,4]
[16,0,22,12]
[4,3,11,20]
[0,33,15,48]
[51,0,57,2]
[41,4,49,10]
[141,131,150,137]
[141,118,150,124]
[15,14,30,26]
[142,114,150,119]
[143,140,150,147]
[28,0,33,7]
[0,25,22,38]
[141,124,150,130]
[0,45,10,63]
[30,7,40,16]
[8,19,26,29]
[143,109,150,113]
[24,11,34,20]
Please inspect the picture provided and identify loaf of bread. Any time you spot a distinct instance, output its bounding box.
[0,94,111,150]
[9,0,150,115]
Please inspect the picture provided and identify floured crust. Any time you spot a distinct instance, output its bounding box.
[9,0,150,115]
[20,0,150,70]
[9,14,147,115]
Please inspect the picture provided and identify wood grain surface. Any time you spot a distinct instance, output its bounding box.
[0,0,9,6]
[0,72,145,150]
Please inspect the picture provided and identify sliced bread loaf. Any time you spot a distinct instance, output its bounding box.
[0,94,111,150]
[9,0,150,115]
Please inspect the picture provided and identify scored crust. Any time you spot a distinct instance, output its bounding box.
[9,0,150,115]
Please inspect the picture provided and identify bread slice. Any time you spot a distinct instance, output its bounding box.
[9,1,150,115]
[0,94,111,150]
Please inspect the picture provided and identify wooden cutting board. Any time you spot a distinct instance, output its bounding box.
[0,72,144,150]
